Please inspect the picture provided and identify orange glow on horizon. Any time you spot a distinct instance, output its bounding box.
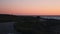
[0,0,60,15]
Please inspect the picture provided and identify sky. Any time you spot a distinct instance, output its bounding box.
[0,0,60,15]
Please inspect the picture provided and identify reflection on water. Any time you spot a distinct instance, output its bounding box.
[41,16,60,20]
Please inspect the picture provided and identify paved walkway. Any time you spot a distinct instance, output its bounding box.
[0,22,17,34]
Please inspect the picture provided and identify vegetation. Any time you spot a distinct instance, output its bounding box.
[0,14,16,22]
[15,16,38,32]
[0,14,60,34]
[14,16,49,34]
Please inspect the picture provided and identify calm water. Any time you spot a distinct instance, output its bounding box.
[41,16,60,20]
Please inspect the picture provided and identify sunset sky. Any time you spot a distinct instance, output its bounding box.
[0,0,60,15]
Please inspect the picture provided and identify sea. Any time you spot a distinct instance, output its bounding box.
[41,16,60,20]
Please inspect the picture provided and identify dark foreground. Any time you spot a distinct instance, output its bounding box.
[0,22,60,34]
[0,22,32,34]
[0,14,60,34]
